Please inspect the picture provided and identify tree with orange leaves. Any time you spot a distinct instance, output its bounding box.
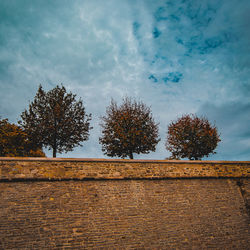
[99,98,160,159]
[0,118,45,157]
[166,114,220,160]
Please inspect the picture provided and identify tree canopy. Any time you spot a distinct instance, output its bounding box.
[166,114,220,160]
[0,118,45,157]
[19,85,92,157]
[99,98,160,159]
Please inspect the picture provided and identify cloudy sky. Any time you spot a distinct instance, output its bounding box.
[0,0,249,160]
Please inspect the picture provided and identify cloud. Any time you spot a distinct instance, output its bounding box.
[0,0,249,159]
[198,102,250,160]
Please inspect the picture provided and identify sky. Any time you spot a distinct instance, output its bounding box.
[0,0,250,160]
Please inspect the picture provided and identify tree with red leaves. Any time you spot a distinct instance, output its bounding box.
[166,114,220,160]
[99,98,160,159]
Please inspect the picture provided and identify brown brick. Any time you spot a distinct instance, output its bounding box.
[0,158,249,249]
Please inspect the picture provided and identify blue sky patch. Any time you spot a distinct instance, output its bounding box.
[162,72,183,83]
[148,74,158,82]
[153,27,161,38]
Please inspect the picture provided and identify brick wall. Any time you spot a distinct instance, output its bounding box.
[0,158,250,249]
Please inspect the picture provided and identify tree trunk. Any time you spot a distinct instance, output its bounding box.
[53,147,57,158]
[53,118,57,158]
[53,132,57,157]
[129,152,133,159]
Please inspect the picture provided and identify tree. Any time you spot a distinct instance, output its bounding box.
[99,98,160,159]
[19,85,92,157]
[166,114,221,160]
[0,118,45,157]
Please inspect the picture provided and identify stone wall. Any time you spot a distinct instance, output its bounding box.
[1,158,250,180]
[0,158,250,249]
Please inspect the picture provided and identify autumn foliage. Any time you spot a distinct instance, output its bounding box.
[99,98,160,159]
[0,118,45,157]
[166,114,220,160]
[19,85,92,157]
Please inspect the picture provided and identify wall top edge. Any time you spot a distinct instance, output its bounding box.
[0,157,249,164]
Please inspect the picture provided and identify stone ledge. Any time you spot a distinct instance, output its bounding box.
[0,157,250,164]
[0,158,249,180]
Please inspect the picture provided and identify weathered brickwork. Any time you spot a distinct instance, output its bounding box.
[0,158,250,180]
[0,158,250,249]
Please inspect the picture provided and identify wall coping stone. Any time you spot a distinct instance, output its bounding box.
[0,158,250,180]
[1,157,250,164]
